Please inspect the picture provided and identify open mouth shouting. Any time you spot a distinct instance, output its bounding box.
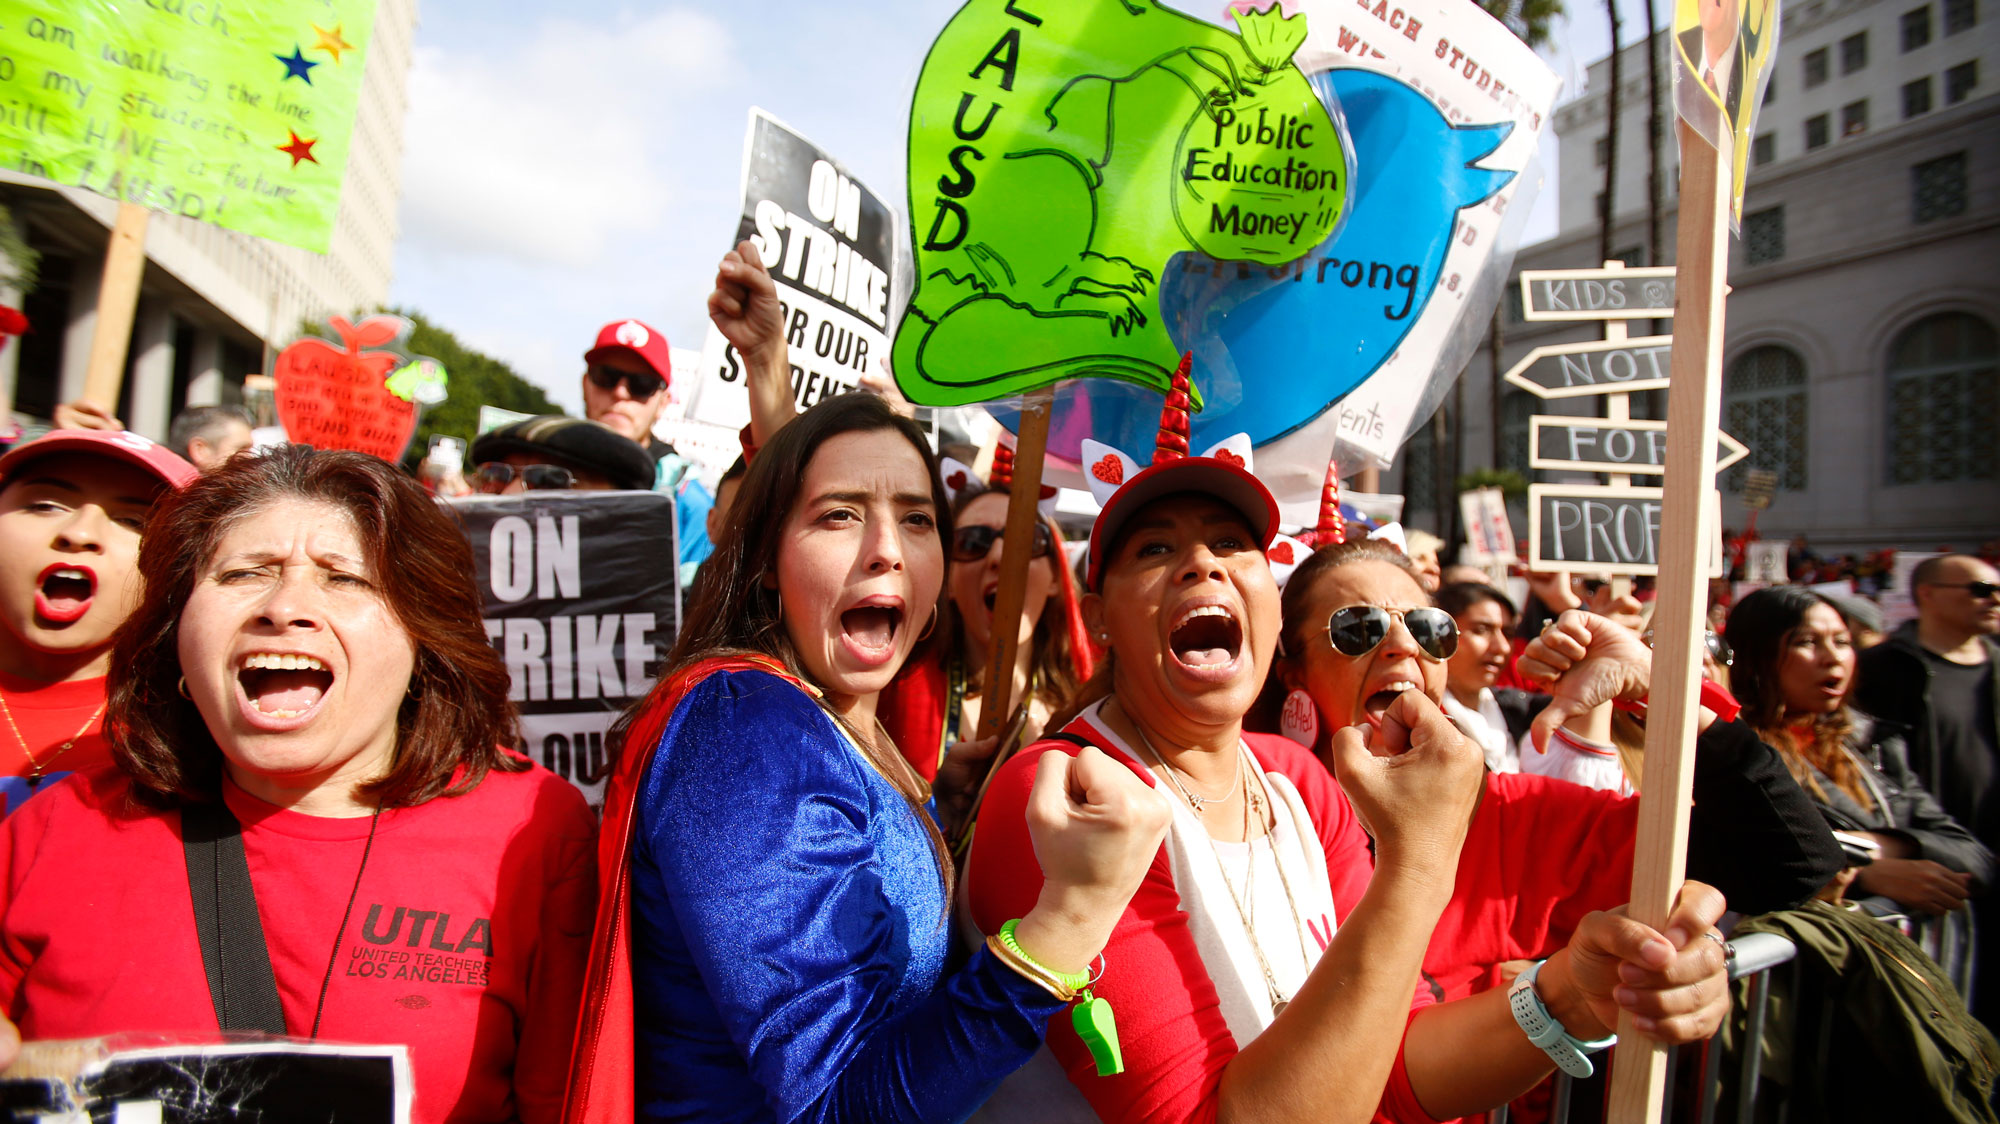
[34,563,96,624]
[1815,671,1848,702]
[1168,598,1245,682]
[839,595,906,668]
[236,651,336,728]
[1362,675,1423,728]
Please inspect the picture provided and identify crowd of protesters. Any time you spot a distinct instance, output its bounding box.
[0,239,1986,1124]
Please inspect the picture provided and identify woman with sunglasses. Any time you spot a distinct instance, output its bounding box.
[1274,543,1838,1021]
[877,447,1095,845]
[961,372,1734,1124]
[1724,586,1991,920]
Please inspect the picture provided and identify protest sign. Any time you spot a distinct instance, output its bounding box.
[0,0,378,252]
[1520,266,1677,321]
[1744,539,1788,583]
[451,491,679,808]
[970,0,1561,502]
[1504,336,1675,399]
[1527,483,1723,577]
[894,0,1345,410]
[1459,486,1514,561]
[274,315,441,464]
[0,1040,411,1124]
[1672,0,1779,222]
[688,109,896,432]
[1529,416,1747,474]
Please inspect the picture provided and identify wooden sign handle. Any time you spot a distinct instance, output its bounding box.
[80,202,151,412]
[1605,122,1733,1124]
[973,385,1055,745]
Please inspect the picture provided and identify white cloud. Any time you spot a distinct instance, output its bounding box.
[397,9,733,271]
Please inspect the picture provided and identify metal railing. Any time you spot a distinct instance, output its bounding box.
[1488,932,1799,1124]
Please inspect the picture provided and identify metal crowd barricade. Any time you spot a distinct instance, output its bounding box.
[1488,932,1799,1124]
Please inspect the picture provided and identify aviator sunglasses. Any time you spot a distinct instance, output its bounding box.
[1323,605,1459,661]
[951,523,1055,563]
[1927,580,1999,599]
[585,364,666,400]
[475,462,578,493]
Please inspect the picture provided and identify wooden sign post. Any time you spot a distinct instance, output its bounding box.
[79,202,151,412]
[1605,122,1736,1124]
[973,386,1055,745]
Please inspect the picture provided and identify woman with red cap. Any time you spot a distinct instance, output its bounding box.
[0,430,196,817]
[963,361,1733,1123]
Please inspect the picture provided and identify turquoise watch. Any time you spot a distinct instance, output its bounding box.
[1507,960,1618,1078]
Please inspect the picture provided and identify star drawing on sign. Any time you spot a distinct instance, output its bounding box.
[312,24,354,63]
[278,130,319,167]
[275,45,319,83]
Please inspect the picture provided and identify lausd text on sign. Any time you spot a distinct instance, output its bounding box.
[450,491,679,808]
[688,108,897,431]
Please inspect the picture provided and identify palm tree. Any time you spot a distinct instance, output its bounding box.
[1643,0,1664,269]
[1600,0,1623,264]
[1480,0,1565,47]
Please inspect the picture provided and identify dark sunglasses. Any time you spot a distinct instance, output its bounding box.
[1324,605,1458,661]
[1927,580,1999,599]
[951,523,1054,563]
[475,462,577,493]
[585,364,666,399]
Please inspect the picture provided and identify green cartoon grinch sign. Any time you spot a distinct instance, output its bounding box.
[894,0,1347,407]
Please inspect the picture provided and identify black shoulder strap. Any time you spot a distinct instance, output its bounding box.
[182,798,289,1035]
[1039,731,1095,751]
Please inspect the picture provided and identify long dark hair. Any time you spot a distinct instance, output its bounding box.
[940,485,1086,715]
[640,393,955,886]
[1724,585,1869,810]
[109,445,523,808]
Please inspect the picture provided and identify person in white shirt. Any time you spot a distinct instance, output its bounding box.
[1437,582,1532,774]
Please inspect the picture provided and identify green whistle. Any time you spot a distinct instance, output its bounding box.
[1073,991,1124,1077]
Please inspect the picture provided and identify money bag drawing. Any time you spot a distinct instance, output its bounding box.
[894,0,1349,408]
[995,66,1519,464]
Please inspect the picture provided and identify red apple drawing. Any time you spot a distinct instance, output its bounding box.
[274,315,419,463]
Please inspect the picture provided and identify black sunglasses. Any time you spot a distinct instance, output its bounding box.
[586,364,666,399]
[476,462,577,493]
[951,523,1054,563]
[1324,605,1458,661]
[1927,580,1999,599]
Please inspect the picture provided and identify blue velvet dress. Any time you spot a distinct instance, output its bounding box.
[628,669,1066,1123]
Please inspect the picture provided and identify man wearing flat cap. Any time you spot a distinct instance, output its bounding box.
[469,416,656,494]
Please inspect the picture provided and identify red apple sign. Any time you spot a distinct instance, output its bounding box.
[274,315,419,462]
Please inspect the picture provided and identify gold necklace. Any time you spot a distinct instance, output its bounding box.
[0,693,107,780]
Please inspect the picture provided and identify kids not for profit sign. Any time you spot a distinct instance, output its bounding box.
[450,491,679,808]
[687,108,898,431]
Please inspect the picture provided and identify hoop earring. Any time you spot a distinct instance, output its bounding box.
[917,609,938,642]
[177,676,192,700]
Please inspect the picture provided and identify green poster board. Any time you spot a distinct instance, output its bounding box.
[0,0,377,252]
[894,0,1348,408]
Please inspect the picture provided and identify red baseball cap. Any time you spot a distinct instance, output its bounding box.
[584,319,671,386]
[0,429,200,492]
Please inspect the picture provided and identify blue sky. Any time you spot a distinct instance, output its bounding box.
[387,0,1662,414]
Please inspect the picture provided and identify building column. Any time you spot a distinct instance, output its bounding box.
[60,256,102,406]
[127,303,175,442]
[184,329,224,406]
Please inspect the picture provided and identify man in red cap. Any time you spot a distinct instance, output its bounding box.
[0,430,197,816]
[582,317,677,462]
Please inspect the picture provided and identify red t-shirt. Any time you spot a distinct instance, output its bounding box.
[1423,772,1637,1004]
[965,718,1433,1124]
[0,759,597,1124]
[0,672,111,818]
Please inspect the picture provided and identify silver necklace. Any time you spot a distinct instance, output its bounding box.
[1130,722,1242,816]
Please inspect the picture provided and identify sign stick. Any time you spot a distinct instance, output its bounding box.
[1600,260,1634,600]
[81,202,150,411]
[1606,123,1733,1124]
[974,385,1055,744]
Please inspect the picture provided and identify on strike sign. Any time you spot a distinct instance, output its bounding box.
[449,491,679,807]
[688,107,897,430]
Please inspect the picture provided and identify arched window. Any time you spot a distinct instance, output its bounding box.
[1500,390,1534,478]
[1723,345,1808,492]
[1887,312,1999,485]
